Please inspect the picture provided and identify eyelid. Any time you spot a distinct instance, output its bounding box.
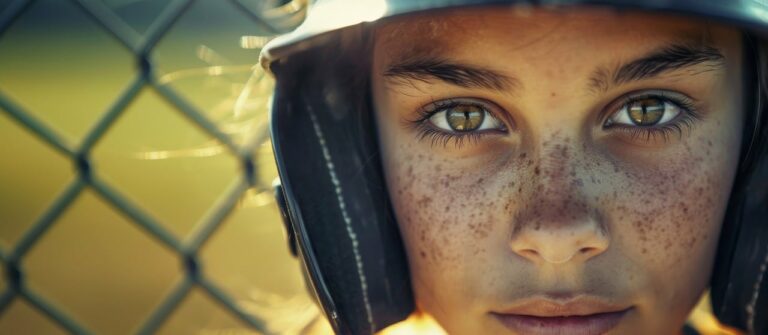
[601,90,699,128]
[418,97,512,128]
[600,89,703,144]
[406,97,511,149]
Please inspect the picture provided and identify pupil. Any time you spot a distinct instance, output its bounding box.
[447,105,484,131]
[628,98,664,126]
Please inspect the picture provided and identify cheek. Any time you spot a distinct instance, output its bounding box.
[610,144,719,261]
[387,148,500,270]
[606,131,737,303]
[383,146,516,320]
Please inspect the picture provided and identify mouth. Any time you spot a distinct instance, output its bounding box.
[491,297,632,335]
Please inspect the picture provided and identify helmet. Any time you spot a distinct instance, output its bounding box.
[262,1,768,334]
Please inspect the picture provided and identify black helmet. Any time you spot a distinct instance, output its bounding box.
[262,1,768,334]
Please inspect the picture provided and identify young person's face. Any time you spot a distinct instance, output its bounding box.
[371,8,745,335]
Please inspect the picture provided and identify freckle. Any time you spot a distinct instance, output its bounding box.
[550,92,556,97]
[534,166,541,175]
[519,152,527,159]
[477,177,484,183]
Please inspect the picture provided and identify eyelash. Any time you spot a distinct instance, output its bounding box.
[408,98,507,148]
[408,91,701,148]
[603,91,701,143]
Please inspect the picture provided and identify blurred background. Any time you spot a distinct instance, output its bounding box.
[0,0,325,334]
[0,0,741,334]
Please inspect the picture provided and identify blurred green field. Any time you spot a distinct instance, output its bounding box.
[0,0,317,334]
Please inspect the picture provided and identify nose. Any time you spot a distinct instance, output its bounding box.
[509,220,609,264]
[508,140,609,264]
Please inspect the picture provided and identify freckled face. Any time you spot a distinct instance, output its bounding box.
[371,9,744,335]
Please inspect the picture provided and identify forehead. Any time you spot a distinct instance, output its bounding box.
[373,8,737,66]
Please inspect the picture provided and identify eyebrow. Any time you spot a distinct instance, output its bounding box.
[589,43,725,93]
[383,56,520,92]
[383,43,724,94]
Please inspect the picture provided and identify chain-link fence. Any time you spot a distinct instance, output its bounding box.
[0,0,312,334]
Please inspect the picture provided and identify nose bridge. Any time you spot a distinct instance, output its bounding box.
[509,132,609,264]
[537,135,575,195]
[528,131,588,220]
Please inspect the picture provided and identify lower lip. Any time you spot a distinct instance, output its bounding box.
[493,309,630,335]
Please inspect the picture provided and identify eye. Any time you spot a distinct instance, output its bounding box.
[607,96,681,127]
[427,103,505,132]
[408,98,509,149]
[602,91,701,144]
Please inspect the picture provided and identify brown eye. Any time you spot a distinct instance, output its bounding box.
[608,95,681,128]
[427,102,504,133]
[446,105,484,131]
[628,98,664,126]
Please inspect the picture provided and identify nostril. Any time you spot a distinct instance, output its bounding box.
[579,247,603,259]
[517,248,539,261]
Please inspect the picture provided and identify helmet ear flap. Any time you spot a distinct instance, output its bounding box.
[710,149,768,335]
[268,41,414,335]
[710,35,768,335]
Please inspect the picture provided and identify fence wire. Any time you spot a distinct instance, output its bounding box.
[0,0,304,333]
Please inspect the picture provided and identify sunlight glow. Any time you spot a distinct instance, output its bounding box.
[379,313,447,335]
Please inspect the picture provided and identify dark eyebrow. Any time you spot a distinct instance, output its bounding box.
[383,56,520,92]
[589,43,725,93]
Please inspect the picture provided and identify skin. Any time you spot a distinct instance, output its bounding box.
[371,8,745,335]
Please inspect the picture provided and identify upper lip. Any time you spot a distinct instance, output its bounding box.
[492,295,630,317]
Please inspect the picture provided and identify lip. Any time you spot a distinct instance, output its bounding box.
[491,296,632,335]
